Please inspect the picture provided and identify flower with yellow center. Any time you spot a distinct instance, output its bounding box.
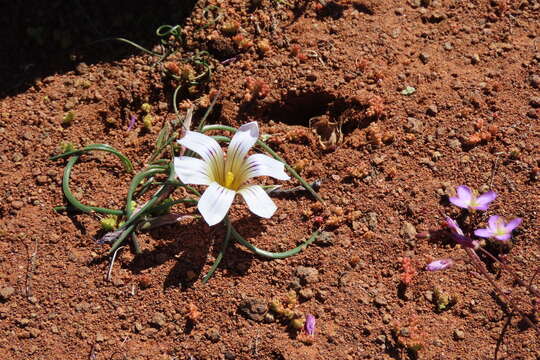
[174,122,290,226]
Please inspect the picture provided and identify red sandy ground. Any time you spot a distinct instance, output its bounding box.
[0,0,539,359]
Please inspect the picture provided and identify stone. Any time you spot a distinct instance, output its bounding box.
[405,117,423,133]
[299,288,314,300]
[382,313,392,324]
[134,322,144,333]
[426,104,438,116]
[295,266,319,284]
[11,201,24,210]
[238,298,268,322]
[205,328,220,343]
[374,296,387,306]
[150,312,167,328]
[401,222,417,239]
[316,231,334,246]
[419,52,430,64]
[527,109,539,119]
[75,62,88,75]
[400,328,410,337]
[0,287,15,301]
[530,96,540,108]
[530,74,540,88]
[447,138,461,150]
[470,53,480,64]
[36,175,48,185]
[454,329,465,340]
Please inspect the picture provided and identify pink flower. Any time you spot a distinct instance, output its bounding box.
[445,217,479,249]
[474,215,522,241]
[426,259,455,271]
[449,185,496,211]
[304,314,316,335]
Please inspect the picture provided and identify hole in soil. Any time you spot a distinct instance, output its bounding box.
[264,90,341,126]
[254,89,378,135]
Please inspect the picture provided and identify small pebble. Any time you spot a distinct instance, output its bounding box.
[454,329,465,340]
[205,328,221,343]
[12,153,23,162]
[150,312,167,328]
[529,96,540,108]
[526,109,538,119]
[299,288,314,300]
[401,222,417,239]
[0,286,15,301]
[11,201,24,210]
[316,231,335,246]
[295,266,319,284]
[36,175,49,185]
[374,296,387,306]
[426,104,438,116]
[530,74,540,88]
[447,138,462,150]
[470,54,480,64]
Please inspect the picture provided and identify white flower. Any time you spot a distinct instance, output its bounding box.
[174,122,290,226]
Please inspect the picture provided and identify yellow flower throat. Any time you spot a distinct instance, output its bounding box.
[224,171,235,189]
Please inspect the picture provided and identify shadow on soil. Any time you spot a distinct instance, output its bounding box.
[237,88,376,134]
[1,0,197,98]
[122,216,267,290]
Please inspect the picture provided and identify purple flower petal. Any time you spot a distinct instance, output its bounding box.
[304,314,316,335]
[449,196,470,209]
[472,203,490,211]
[504,218,522,232]
[426,259,454,271]
[446,217,464,236]
[474,190,496,208]
[128,115,137,131]
[474,228,493,238]
[452,233,480,249]
[456,185,473,202]
[143,214,194,230]
[487,215,501,231]
[494,233,512,241]
[97,229,124,244]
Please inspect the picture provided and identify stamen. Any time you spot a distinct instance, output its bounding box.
[225,171,235,189]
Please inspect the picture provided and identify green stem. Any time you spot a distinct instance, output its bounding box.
[51,144,133,173]
[119,167,178,230]
[126,168,167,218]
[197,92,221,131]
[202,218,232,283]
[112,37,162,56]
[172,84,182,117]
[108,224,136,255]
[150,198,198,214]
[201,125,323,203]
[62,155,124,215]
[230,226,320,259]
[131,233,142,255]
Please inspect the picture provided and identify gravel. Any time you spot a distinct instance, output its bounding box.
[295,266,319,284]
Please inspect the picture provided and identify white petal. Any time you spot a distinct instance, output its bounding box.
[178,131,224,183]
[173,156,211,185]
[241,153,290,181]
[238,185,277,219]
[198,182,236,226]
[226,122,259,174]
[178,131,223,163]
